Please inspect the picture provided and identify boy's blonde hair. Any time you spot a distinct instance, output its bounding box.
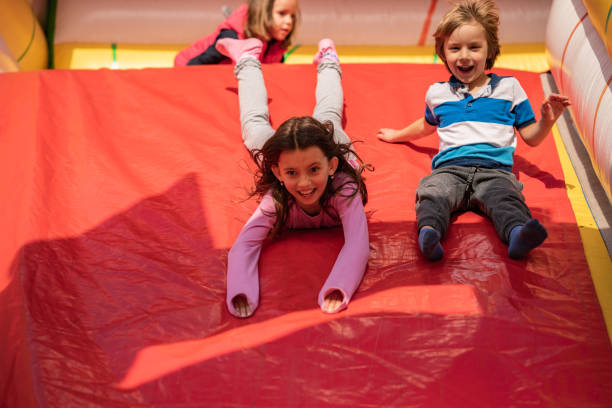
[244,0,299,49]
[433,0,500,71]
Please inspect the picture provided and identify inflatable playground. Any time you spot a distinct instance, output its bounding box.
[1,0,611,406]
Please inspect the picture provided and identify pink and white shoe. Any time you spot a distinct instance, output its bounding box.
[313,38,339,65]
[216,38,263,64]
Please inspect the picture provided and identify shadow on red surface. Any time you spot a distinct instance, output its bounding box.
[1,174,607,407]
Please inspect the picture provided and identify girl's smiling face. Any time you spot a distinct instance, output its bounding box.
[272,145,338,215]
[443,21,489,91]
[270,0,297,41]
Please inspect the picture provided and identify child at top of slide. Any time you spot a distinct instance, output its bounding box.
[174,0,298,66]
[377,0,570,261]
[216,37,370,317]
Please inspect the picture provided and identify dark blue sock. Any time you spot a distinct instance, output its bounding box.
[508,219,548,259]
[418,228,444,261]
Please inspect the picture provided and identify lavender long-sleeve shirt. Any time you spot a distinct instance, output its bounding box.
[226,175,369,316]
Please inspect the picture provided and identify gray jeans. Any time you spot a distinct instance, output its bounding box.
[234,58,351,152]
[415,165,532,243]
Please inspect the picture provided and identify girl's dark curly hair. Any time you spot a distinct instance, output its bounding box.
[250,116,369,237]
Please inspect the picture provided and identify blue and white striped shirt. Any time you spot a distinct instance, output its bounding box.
[424,74,536,169]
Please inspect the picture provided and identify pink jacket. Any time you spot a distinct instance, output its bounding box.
[174,4,287,66]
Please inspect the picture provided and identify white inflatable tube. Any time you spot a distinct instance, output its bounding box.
[547,0,612,200]
[53,0,552,46]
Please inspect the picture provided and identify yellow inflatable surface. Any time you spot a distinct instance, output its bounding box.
[55,42,549,72]
[583,0,612,59]
[0,0,47,70]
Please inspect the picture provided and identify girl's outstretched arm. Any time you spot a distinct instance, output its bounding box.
[318,181,369,314]
[518,93,570,146]
[226,194,277,318]
[377,117,436,143]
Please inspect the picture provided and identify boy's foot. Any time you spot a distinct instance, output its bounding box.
[418,227,444,261]
[216,38,263,64]
[313,38,339,65]
[508,219,548,259]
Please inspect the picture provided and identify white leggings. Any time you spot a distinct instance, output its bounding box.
[234,58,351,152]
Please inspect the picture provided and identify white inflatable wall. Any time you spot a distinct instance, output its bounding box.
[547,0,612,200]
[53,0,552,46]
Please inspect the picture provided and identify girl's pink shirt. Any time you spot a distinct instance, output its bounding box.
[226,173,369,316]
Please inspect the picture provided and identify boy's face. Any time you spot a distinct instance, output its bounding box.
[443,21,489,90]
[270,0,297,41]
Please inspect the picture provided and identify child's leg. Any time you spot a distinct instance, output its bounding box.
[216,37,263,65]
[418,227,444,261]
[415,166,471,260]
[312,40,351,148]
[470,168,546,258]
[507,219,548,259]
[234,58,275,152]
[470,168,532,241]
[313,60,349,144]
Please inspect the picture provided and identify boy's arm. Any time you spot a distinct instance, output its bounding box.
[518,93,570,146]
[377,117,436,143]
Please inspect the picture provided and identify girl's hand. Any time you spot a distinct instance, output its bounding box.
[376,128,401,143]
[232,294,253,318]
[322,290,345,313]
[541,93,571,123]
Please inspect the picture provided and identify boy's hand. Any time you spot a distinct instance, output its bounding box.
[519,93,571,146]
[376,128,401,143]
[541,93,571,123]
[322,290,345,313]
[376,119,436,143]
[232,294,253,318]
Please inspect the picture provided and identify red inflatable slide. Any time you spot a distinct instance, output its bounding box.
[1,63,611,407]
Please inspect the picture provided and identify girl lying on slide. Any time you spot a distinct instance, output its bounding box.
[216,37,370,317]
